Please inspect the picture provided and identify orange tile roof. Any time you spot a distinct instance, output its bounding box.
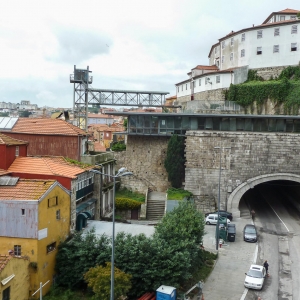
[94,142,106,152]
[88,113,113,119]
[166,95,177,100]
[11,118,87,136]
[192,65,219,70]
[0,255,13,273]
[279,8,299,13]
[8,156,90,179]
[0,133,28,145]
[0,179,56,200]
[0,169,11,176]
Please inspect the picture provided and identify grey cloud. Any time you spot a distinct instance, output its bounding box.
[49,28,113,63]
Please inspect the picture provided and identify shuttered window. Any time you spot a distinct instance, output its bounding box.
[274,28,280,36]
[257,30,263,39]
[291,25,297,34]
[273,45,279,53]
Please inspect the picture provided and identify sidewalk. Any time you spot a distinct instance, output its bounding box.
[200,215,257,300]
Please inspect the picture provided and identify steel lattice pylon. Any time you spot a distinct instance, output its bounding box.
[70,65,169,130]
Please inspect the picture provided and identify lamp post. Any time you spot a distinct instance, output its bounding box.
[214,146,230,251]
[90,167,133,300]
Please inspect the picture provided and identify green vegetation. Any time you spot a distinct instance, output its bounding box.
[111,142,126,151]
[115,197,142,210]
[53,201,212,299]
[167,187,193,200]
[164,135,185,188]
[123,118,128,130]
[84,263,131,300]
[18,110,32,117]
[227,65,300,114]
[116,187,145,202]
[65,158,92,168]
[0,112,9,117]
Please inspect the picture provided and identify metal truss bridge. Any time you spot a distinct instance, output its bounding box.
[70,65,170,130]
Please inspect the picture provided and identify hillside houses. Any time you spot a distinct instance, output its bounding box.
[176,8,300,109]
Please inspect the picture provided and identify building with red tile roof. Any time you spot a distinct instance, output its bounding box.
[0,118,88,161]
[0,179,71,297]
[0,133,28,170]
[175,8,300,109]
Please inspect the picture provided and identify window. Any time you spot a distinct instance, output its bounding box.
[216,76,220,83]
[221,55,224,63]
[48,196,58,207]
[205,77,210,85]
[47,242,56,253]
[181,85,183,91]
[14,245,21,256]
[291,43,297,51]
[241,49,245,57]
[199,79,201,86]
[241,33,245,41]
[257,47,262,55]
[230,37,234,46]
[280,16,285,21]
[257,30,263,39]
[273,45,279,53]
[2,286,10,300]
[185,84,187,90]
[56,209,60,220]
[222,41,225,49]
[21,209,25,216]
[177,86,179,93]
[290,16,296,20]
[292,25,298,34]
[15,146,19,156]
[274,28,280,36]
[230,53,233,61]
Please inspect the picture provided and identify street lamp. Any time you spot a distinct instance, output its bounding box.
[90,167,133,300]
[214,146,230,251]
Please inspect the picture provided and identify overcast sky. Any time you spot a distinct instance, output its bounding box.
[1,0,299,108]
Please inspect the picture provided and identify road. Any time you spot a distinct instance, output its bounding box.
[244,182,300,300]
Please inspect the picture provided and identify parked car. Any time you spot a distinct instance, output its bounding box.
[205,214,231,225]
[205,210,233,221]
[244,264,266,290]
[243,224,257,242]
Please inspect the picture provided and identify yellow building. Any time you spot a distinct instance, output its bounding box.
[0,179,71,298]
[0,255,30,300]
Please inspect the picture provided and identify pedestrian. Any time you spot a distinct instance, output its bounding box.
[263,260,269,275]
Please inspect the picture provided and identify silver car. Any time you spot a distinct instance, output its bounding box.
[244,264,266,290]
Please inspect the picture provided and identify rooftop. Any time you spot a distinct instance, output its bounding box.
[8,156,91,179]
[10,118,87,136]
[0,133,28,145]
[0,179,56,200]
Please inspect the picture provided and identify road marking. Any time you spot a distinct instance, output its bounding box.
[265,200,290,232]
[240,288,248,300]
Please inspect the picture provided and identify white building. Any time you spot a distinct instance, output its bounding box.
[176,8,300,108]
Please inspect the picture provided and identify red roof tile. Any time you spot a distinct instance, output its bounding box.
[0,255,13,273]
[0,179,56,200]
[11,118,87,136]
[8,156,91,179]
[94,142,106,152]
[279,8,299,13]
[192,65,219,70]
[0,133,28,145]
[0,169,11,176]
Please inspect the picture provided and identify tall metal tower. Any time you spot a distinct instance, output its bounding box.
[70,65,170,131]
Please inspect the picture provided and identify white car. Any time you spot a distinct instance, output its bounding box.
[205,214,231,225]
[244,264,266,290]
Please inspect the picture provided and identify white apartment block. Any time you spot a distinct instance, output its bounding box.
[176,8,300,107]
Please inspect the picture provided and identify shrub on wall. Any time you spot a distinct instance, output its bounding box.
[115,197,142,210]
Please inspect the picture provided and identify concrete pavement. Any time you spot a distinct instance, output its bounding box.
[200,215,258,300]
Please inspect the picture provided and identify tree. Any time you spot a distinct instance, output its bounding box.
[84,263,131,300]
[55,229,111,288]
[164,134,185,188]
[18,110,32,117]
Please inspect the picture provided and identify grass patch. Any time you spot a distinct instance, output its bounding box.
[116,187,145,202]
[167,188,193,200]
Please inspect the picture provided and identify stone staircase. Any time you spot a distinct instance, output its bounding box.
[146,192,166,220]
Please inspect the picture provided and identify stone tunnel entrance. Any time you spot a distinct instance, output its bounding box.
[227,173,300,218]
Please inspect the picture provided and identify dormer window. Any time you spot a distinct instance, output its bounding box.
[280,16,285,21]
[15,146,19,156]
[291,16,296,20]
